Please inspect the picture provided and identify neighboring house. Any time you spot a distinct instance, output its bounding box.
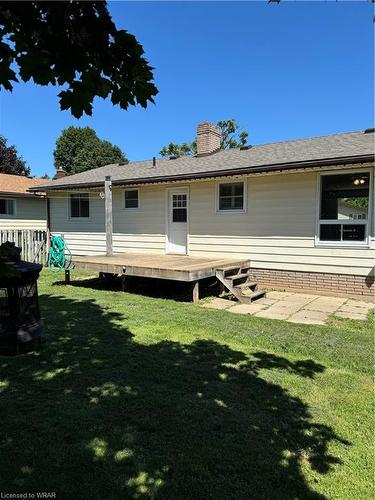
[32,123,375,296]
[337,200,368,220]
[0,173,47,230]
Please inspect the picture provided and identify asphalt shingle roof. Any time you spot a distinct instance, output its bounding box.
[35,130,374,191]
[0,173,48,195]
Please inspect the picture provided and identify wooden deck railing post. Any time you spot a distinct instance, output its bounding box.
[105,175,113,256]
[192,281,200,304]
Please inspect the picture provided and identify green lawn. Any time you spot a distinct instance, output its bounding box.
[1,270,373,499]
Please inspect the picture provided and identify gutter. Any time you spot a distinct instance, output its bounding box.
[0,191,46,198]
[29,154,374,192]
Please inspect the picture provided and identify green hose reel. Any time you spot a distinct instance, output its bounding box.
[47,234,73,272]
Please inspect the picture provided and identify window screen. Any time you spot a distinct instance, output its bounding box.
[124,189,139,209]
[0,199,15,215]
[70,193,90,218]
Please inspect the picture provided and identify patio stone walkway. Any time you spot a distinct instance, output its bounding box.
[201,292,374,325]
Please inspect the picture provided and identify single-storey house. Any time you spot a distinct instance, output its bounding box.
[0,173,47,230]
[33,122,375,297]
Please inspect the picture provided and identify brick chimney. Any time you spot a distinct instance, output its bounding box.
[196,121,221,156]
[54,167,67,180]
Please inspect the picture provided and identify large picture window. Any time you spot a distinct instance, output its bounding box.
[217,181,245,212]
[317,171,370,244]
[0,198,15,216]
[70,193,90,218]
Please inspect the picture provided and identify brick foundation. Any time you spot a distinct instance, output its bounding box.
[248,268,374,299]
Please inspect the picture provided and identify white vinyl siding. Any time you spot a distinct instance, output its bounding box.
[47,164,375,276]
[188,171,374,276]
[49,186,165,255]
[0,197,47,229]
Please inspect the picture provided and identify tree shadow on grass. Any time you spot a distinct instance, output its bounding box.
[0,293,349,499]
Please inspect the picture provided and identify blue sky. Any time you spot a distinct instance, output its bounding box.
[0,1,373,177]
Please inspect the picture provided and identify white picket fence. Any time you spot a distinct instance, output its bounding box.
[0,229,48,264]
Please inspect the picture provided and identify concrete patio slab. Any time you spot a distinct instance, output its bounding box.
[202,290,371,324]
[266,291,294,300]
[304,296,347,313]
[288,310,329,325]
[202,298,235,310]
[340,300,374,311]
[256,298,278,307]
[337,305,372,315]
[284,293,319,303]
[264,301,303,314]
[227,303,268,315]
[254,309,290,320]
[335,311,368,320]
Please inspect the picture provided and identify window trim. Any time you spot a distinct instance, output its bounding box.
[68,192,91,220]
[0,198,16,218]
[123,188,140,210]
[215,179,247,213]
[315,168,373,248]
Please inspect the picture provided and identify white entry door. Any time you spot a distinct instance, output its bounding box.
[166,188,188,254]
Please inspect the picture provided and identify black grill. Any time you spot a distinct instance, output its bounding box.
[0,259,44,355]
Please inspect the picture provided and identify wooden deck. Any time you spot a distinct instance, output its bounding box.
[73,252,251,282]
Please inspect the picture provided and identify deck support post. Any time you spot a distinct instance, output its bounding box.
[121,275,130,292]
[105,175,113,256]
[192,280,200,304]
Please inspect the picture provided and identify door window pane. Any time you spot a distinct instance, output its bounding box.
[172,194,187,222]
[173,208,187,222]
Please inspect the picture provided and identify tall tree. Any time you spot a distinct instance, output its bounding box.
[159,119,249,157]
[159,142,194,158]
[217,119,248,150]
[0,135,30,176]
[0,2,158,118]
[54,126,127,175]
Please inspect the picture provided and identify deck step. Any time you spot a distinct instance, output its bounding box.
[215,266,266,304]
[226,272,251,282]
[216,266,242,276]
[237,290,266,304]
[234,281,257,290]
[215,261,250,273]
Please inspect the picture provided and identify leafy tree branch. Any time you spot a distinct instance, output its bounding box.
[0,2,158,118]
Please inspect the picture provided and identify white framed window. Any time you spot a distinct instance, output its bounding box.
[0,198,16,216]
[124,188,140,209]
[172,193,188,222]
[69,192,90,218]
[316,170,372,246]
[216,180,246,212]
